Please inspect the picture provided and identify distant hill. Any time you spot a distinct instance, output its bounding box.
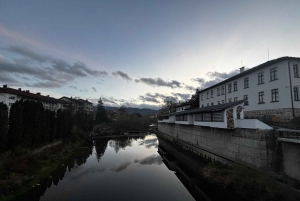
[93,106,158,115]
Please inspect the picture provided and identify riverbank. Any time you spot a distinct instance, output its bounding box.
[0,139,92,201]
[201,161,300,201]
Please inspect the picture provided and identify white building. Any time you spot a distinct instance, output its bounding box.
[198,57,300,123]
[0,85,65,112]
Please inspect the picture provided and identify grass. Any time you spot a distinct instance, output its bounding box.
[201,162,293,201]
[0,140,89,201]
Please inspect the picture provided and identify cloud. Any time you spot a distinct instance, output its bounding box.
[0,45,108,88]
[0,73,18,84]
[6,45,49,63]
[189,70,240,90]
[172,93,191,101]
[135,77,182,88]
[191,78,205,84]
[0,54,5,60]
[206,70,239,80]
[112,71,132,82]
[110,161,132,172]
[134,155,162,165]
[91,87,97,92]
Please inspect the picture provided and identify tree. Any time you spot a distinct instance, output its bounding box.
[94,98,109,124]
[0,102,8,152]
[8,100,23,148]
[189,89,200,107]
[160,96,177,114]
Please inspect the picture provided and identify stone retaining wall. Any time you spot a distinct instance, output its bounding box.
[244,108,300,123]
[158,123,275,170]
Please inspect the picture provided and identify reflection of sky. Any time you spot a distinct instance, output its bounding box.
[40,134,195,201]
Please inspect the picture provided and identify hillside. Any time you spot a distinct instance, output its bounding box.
[93,106,158,115]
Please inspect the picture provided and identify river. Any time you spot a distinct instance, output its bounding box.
[16,134,204,201]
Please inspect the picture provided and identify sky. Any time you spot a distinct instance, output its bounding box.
[0,0,300,110]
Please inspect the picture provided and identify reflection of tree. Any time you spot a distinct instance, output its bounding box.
[95,138,110,162]
[108,136,146,153]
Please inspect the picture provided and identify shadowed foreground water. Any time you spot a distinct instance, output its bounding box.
[27,134,196,201]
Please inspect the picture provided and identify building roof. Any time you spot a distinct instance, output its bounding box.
[159,100,244,117]
[200,56,300,92]
[0,85,65,103]
[175,102,190,108]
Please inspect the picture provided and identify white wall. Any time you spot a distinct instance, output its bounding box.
[199,59,300,113]
[235,119,272,130]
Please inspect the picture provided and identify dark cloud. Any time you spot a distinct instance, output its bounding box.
[0,73,17,83]
[6,45,49,63]
[185,85,197,92]
[139,96,159,103]
[135,77,182,88]
[112,71,132,82]
[206,70,239,80]
[110,161,131,172]
[134,155,162,165]
[189,70,240,90]
[191,78,205,84]
[91,87,97,92]
[101,97,118,105]
[172,93,191,101]
[1,45,108,88]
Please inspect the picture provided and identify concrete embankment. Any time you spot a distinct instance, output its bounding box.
[157,123,300,181]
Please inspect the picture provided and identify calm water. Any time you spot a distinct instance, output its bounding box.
[19,134,197,201]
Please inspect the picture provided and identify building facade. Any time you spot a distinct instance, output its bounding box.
[0,85,65,112]
[198,57,300,123]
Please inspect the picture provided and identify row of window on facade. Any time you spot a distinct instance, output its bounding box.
[175,112,224,122]
[200,87,300,107]
[201,65,299,100]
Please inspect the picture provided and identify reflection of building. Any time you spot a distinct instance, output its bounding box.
[0,85,65,112]
[159,57,300,129]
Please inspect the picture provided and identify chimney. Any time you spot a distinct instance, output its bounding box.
[36,92,41,95]
[3,84,7,88]
[240,67,245,73]
[18,88,21,91]
[26,90,30,93]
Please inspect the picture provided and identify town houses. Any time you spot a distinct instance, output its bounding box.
[159,56,300,129]
[0,84,93,113]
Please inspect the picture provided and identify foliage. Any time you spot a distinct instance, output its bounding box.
[202,162,286,201]
[159,96,177,114]
[0,103,8,152]
[94,98,109,124]
[1,100,93,152]
[113,107,150,130]
[189,89,199,107]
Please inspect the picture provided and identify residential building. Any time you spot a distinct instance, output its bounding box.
[0,85,65,112]
[198,57,300,123]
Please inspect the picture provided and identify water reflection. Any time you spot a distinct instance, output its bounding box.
[110,161,132,172]
[14,135,197,201]
[134,154,162,165]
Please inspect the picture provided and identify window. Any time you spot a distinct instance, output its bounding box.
[203,113,212,121]
[211,102,214,106]
[9,96,15,100]
[294,87,299,101]
[201,93,203,100]
[221,86,225,95]
[259,91,264,104]
[195,113,203,122]
[234,97,238,102]
[258,72,264,84]
[228,84,232,93]
[211,90,213,98]
[270,67,278,81]
[271,89,279,102]
[244,95,249,105]
[217,87,220,96]
[294,64,299,78]
[207,103,209,106]
[222,100,225,104]
[228,98,232,102]
[202,104,204,107]
[233,81,237,91]
[207,92,209,99]
[244,77,249,88]
[218,101,220,105]
[213,112,224,122]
